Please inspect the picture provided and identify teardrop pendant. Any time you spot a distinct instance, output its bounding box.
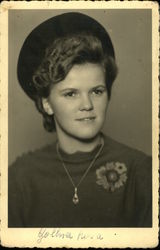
[72,188,79,204]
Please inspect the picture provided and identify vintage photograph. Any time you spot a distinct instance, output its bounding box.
[0,1,159,248]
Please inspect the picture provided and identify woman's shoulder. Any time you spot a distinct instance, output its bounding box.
[102,134,152,181]
[103,134,151,162]
[9,142,57,177]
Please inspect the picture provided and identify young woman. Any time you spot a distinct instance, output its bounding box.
[8,12,152,227]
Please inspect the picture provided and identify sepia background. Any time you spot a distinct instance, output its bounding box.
[8,9,152,165]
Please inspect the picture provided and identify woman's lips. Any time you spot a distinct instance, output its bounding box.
[76,117,96,121]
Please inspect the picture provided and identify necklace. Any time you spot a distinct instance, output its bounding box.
[56,136,104,205]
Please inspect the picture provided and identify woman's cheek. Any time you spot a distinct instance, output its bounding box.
[52,101,73,120]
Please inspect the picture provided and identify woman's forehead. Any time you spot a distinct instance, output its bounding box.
[55,63,106,89]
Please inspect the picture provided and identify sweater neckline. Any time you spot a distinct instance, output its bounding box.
[53,133,105,163]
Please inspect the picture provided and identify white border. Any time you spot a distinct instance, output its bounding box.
[0,1,159,248]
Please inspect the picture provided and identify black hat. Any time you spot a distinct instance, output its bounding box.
[17,12,115,100]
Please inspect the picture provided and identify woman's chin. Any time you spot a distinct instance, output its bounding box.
[71,130,101,142]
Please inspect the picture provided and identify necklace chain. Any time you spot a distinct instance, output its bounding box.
[56,136,104,204]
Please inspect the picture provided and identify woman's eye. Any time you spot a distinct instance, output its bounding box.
[92,89,104,95]
[64,91,77,97]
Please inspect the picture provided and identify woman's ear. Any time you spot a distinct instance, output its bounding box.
[42,98,54,115]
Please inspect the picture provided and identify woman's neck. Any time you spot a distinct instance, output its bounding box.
[57,133,102,154]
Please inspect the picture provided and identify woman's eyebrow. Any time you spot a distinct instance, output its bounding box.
[59,85,106,93]
[91,85,106,90]
[59,88,78,93]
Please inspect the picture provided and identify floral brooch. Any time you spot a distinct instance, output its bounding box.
[96,162,127,192]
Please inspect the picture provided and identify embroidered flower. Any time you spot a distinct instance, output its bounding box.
[96,162,127,192]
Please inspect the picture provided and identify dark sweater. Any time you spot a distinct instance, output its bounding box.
[8,135,152,227]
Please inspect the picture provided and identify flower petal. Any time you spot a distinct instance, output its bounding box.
[96,166,106,178]
[115,162,127,174]
[105,162,115,170]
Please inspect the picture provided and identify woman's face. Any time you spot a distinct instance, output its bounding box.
[48,63,109,141]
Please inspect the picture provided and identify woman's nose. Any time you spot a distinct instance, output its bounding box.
[79,94,93,111]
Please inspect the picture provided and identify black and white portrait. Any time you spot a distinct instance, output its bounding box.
[1,1,158,248]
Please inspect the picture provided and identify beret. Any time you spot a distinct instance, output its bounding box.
[17,12,115,100]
